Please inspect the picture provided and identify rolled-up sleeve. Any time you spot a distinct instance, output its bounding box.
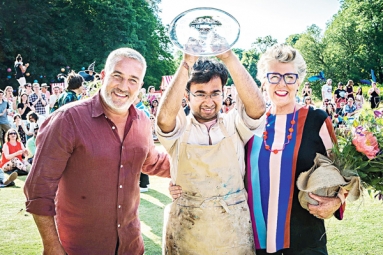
[156,108,187,151]
[142,139,171,178]
[24,110,74,216]
[234,96,266,142]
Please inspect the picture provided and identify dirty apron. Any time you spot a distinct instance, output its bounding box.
[163,121,255,255]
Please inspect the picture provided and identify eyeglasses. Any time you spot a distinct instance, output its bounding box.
[266,72,299,85]
[186,89,223,100]
[9,132,17,135]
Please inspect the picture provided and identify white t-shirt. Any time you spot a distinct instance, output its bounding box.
[322,84,333,100]
[50,94,59,108]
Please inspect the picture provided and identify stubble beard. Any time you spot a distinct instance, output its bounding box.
[100,85,134,113]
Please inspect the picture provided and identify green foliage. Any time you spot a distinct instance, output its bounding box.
[251,35,278,54]
[0,0,176,91]
[333,108,383,193]
[293,0,383,90]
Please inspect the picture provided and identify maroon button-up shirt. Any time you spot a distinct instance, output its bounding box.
[24,93,170,255]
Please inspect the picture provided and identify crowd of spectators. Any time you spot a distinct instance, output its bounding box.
[261,79,381,131]
[0,71,87,186]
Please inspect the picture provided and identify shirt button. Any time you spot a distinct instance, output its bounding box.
[112,126,116,129]
[118,224,121,228]
[118,205,121,208]
[119,185,122,188]
[120,165,123,168]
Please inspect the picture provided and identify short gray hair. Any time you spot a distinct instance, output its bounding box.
[104,48,147,75]
[257,44,307,84]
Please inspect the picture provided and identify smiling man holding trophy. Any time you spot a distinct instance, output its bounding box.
[156,7,265,254]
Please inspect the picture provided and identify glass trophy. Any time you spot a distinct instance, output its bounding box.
[169,7,240,56]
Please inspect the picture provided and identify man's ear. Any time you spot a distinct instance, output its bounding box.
[100,70,106,80]
[184,90,189,102]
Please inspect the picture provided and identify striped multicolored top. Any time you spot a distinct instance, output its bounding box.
[246,106,336,253]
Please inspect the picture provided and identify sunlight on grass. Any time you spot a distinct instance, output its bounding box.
[141,221,163,247]
[140,193,167,208]
[1,150,382,254]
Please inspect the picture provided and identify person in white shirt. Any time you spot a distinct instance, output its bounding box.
[49,85,61,111]
[321,79,333,102]
[23,111,45,137]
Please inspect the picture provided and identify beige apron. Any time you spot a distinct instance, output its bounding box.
[163,121,255,255]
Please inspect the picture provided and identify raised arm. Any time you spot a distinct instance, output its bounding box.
[217,51,265,119]
[157,54,198,133]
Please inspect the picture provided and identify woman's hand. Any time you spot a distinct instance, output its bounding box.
[307,193,341,219]
[169,181,182,201]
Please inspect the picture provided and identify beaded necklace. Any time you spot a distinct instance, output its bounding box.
[263,106,297,154]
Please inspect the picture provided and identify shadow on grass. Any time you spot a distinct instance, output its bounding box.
[146,189,172,206]
[2,175,27,189]
[139,189,172,254]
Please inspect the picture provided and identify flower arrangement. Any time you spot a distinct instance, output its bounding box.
[333,108,383,200]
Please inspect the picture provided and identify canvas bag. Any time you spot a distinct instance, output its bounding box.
[296,153,362,218]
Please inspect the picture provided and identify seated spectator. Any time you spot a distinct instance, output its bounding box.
[343,98,357,117]
[304,96,315,108]
[13,114,27,145]
[151,99,159,116]
[325,103,336,120]
[1,129,30,175]
[26,127,38,164]
[321,98,331,110]
[335,96,347,115]
[0,170,18,187]
[222,96,235,113]
[24,111,45,138]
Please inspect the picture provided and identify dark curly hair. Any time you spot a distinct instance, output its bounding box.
[186,58,228,91]
[67,70,84,90]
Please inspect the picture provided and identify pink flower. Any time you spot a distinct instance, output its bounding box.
[374,110,383,118]
[352,131,380,159]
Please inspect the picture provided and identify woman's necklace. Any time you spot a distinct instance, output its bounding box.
[263,106,297,154]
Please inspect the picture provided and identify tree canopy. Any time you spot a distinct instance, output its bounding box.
[0,0,176,91]
[293,0,383,87]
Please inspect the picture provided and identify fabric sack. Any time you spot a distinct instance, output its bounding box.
[296,153,362,218]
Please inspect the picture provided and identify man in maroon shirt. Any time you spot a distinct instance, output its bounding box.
[24,48,170,255]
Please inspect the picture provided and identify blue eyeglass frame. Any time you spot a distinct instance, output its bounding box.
[266,72,299,85]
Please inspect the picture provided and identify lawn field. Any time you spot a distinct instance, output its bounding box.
[0,144,382,254]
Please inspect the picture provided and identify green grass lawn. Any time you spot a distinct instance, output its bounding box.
[1,153,382,254]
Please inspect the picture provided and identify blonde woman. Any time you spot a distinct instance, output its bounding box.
[4,86,17,112]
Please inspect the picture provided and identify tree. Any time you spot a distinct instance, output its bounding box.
[0,0,176,90]
[251,35,278,53]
